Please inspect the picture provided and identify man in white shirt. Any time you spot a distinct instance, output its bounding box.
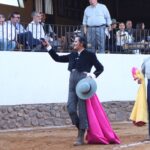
[0,14,16,51]
[26,11,45,47]
[8,12,34,50]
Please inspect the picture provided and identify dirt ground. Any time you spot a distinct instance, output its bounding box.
[0,122,150,150]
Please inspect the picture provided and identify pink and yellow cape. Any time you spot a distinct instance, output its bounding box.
[85,94,120,144]
[130,67,148,126]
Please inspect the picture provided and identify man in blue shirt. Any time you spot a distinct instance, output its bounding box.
[83,0,112,53]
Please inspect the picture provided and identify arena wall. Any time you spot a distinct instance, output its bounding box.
[0,52,148,129]
[0,52,148,105]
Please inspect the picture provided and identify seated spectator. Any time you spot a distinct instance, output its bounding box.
[133,22,149,53]
[26,11,45,49]
[125,20,134,37]
[116,22,132,53]
[133,22,148,42]
[106,18,118,53]
[39,12,54,38]
[0,14,16,51]
[7,12,34,50]
[39,12,61,51]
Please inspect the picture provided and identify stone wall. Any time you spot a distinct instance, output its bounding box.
[0,101,134,130]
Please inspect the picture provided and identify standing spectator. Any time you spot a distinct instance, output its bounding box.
[0,14,16,51]
[26,11,45,48]
[82,0,112,53]
[8,12,33,50]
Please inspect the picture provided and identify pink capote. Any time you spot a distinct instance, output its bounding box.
[85,94,120,144]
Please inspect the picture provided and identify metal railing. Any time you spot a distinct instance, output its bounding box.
[0,23,150,54]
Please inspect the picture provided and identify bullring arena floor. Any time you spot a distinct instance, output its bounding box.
[0,122,150,150]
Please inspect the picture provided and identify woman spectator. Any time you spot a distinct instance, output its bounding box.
[133,22,148,42]
[133,22,149,53]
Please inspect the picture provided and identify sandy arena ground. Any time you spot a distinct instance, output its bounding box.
[0,122,150,150]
